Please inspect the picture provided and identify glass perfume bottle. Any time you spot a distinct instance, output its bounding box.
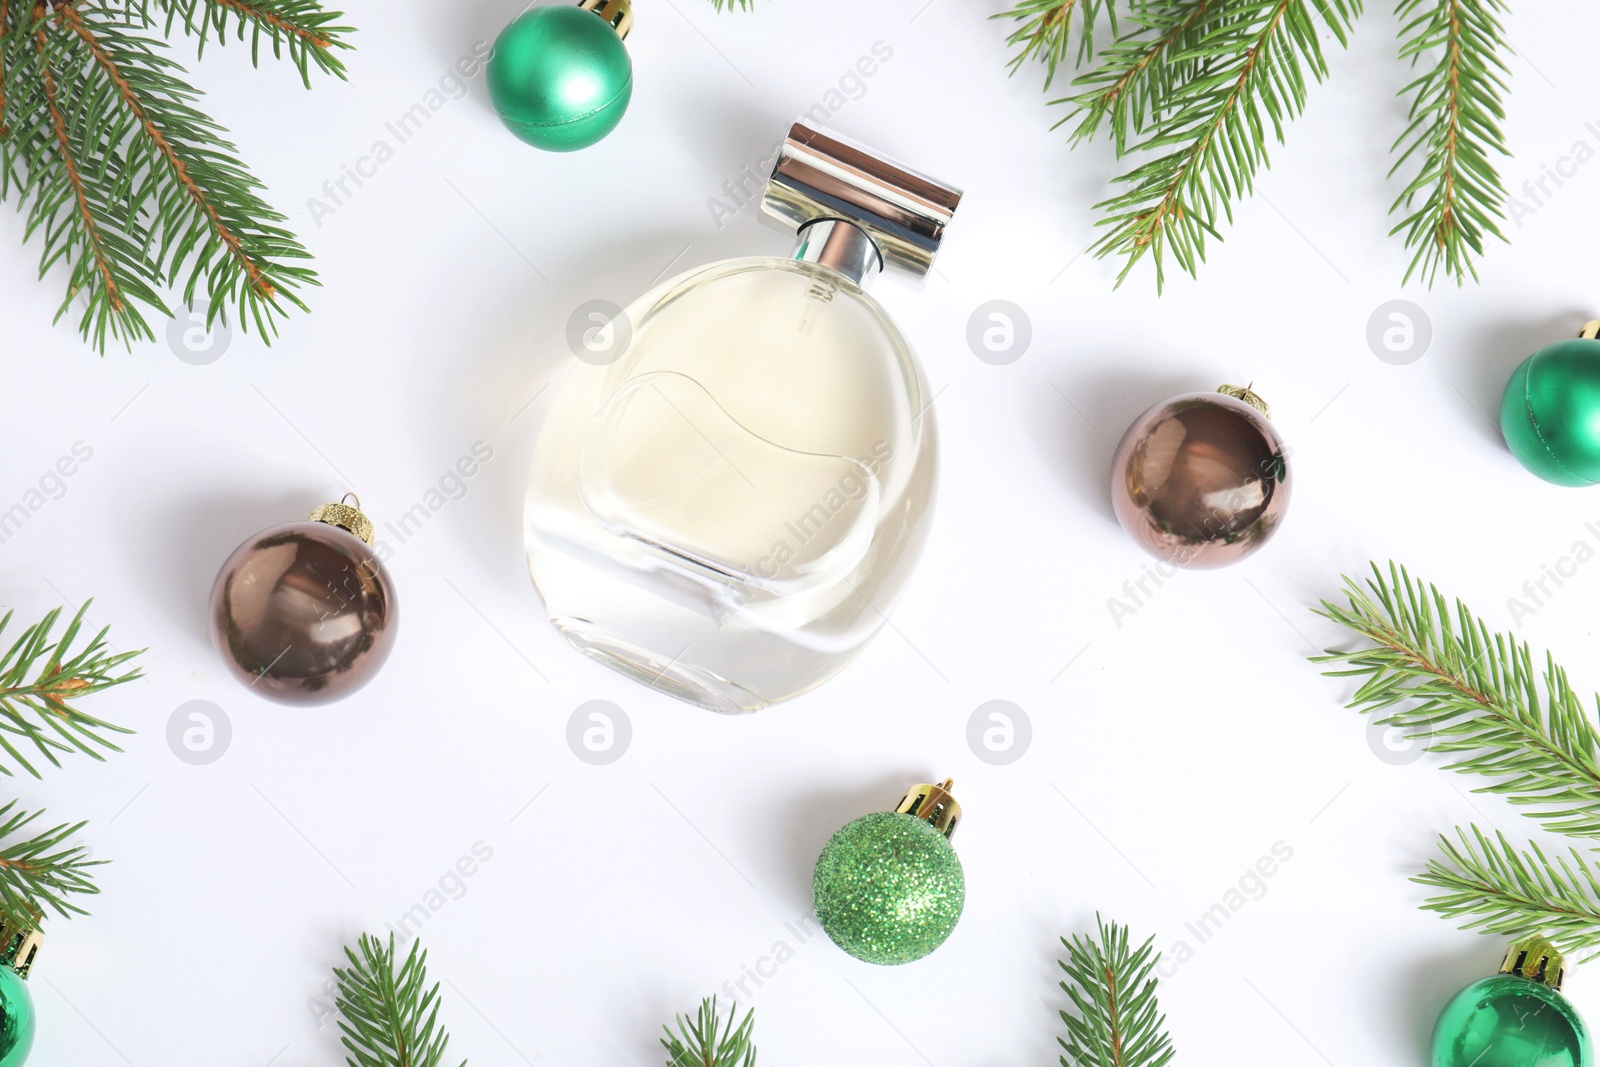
[526,120,961,712]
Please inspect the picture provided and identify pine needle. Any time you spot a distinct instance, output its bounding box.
[0,800,101,922]
[1088,0,1362,290]
[1312,562,1600,842]
[1058,915,1175,1067]
[0,0,352,351]
[662,997,756,1067]
[1005,0,1517,286]
[1056,0,1216,152]
[1387,0,1510,285]
[995,0,1117,90]
[0,602,142,779]
[142,0,354,86]
[334,934,464,1067]
[1417,826,1600,962]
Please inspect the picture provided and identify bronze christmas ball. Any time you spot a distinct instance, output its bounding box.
[1110,386,1291,569]
[209,503,397,705]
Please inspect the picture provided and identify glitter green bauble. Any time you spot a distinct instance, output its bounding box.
[813,811,965,966]
[486,3,633,153]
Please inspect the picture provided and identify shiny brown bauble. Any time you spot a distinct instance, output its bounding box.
[1110,390,1291,569]
[209,521,397,705]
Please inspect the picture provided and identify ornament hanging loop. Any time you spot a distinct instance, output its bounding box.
[1500,936,1567,991]
[1217,383,1272,419]
[896,778,961,838]
[0,913,41,979]
[578,0,632,40]
[310,498,376,545]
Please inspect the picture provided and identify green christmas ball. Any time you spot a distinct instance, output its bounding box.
[486,4,633,152]
[1432,974,1590,1067]
[1501,335,1600,487]
[0,967,34,1067]
[813,811,965,966]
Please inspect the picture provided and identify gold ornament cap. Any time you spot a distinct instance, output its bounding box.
[895,778,961,839]
[0,913,42,980]
[578,0,632,40]
[309,496,375,546]
[1500,936,1567,991]
[1579,320,1600,341]
[1218,384,1272,419]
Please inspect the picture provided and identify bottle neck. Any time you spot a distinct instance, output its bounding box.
[791,220,882,287]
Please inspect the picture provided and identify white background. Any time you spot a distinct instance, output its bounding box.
[2,1,1600,1064]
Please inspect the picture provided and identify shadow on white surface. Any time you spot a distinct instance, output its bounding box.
[1040,366,1205,526]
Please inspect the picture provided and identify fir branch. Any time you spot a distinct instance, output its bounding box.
[50,2,316,339]
[1387,0,1510,285]
[1,0,12,137]
[0,603,142,780]
[7,4,166,348]
[1,0,346,351]
[1416,826,1600,962]
[662,997,756,1067]
[1056,0,1215,152]
[1312,562,1600,842]
[0,800,101,922]
[708,0,758,10]
[34,15,124,318]
[995,0,1116,90]
[142,0,353,85]
[1089,0,1362,290]
[335,933,464,1067]
[1058,915,1175,1067]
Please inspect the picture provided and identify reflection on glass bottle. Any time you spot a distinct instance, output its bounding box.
[526,120,961,711]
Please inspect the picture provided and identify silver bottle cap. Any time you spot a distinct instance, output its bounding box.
[762,120,962,279]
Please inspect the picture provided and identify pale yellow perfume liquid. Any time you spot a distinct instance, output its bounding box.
[525,257,937,711]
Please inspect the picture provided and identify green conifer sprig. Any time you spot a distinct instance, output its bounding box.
[1058,916,1175,1067]
[1000,0,1519,288]
[1088,0,1362,290]
[0,0,351,351]
[992,0,1115,89]
[1415,826,1600,960]
[0,800,100,921]
[1056,0,1215,152]
[1388,0,1511,285]
[139,0,354,84]
[0,603,139,925]
[1314,563,1600,954]
[662,997,756,1067]
[334,933,464,1067]
[0,602,143,779]
[1312,562,1600,842]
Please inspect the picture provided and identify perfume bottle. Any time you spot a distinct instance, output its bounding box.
[525,120,961,712]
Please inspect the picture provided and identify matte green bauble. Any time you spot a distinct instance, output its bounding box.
[813,780,965,966]
[0,968,32,1067]
[1500,325,1600,487]
[487,0,633,152]
[1433,939,1590,1067]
